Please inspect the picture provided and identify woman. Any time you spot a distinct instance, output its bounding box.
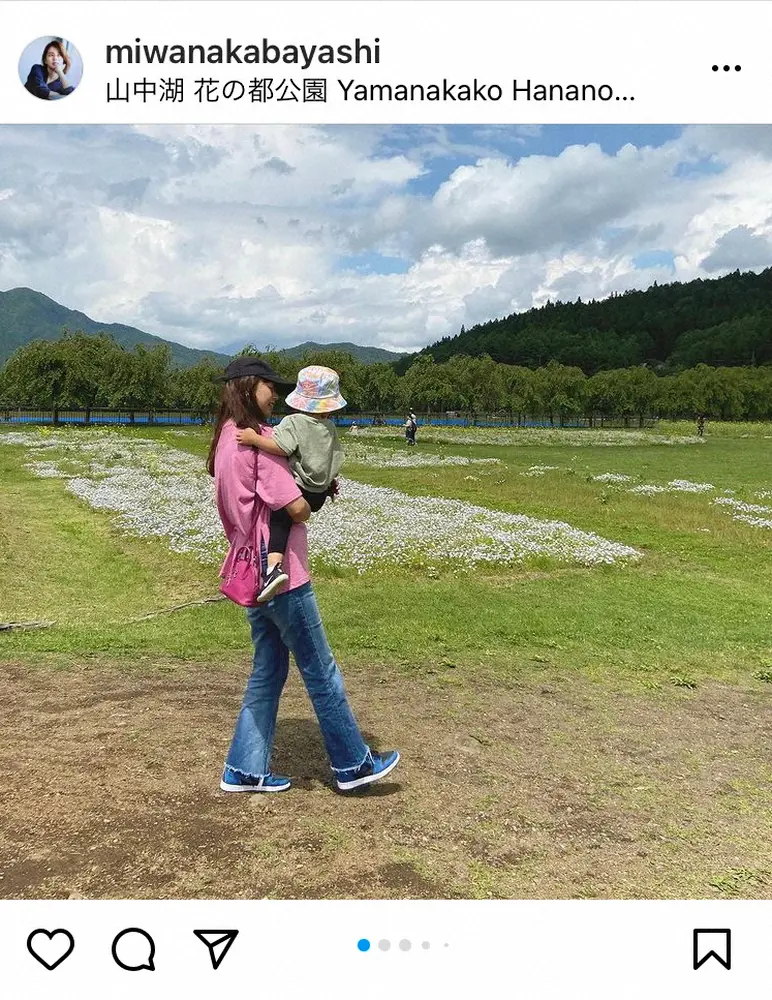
[207,355,400,793]
[25,40,75,100]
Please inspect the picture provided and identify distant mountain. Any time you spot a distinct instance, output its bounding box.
[0,289,413,370]
[276,340,410,365]
[0,288,232,369]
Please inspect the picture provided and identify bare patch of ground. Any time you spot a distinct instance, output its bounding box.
[1,658,770,899]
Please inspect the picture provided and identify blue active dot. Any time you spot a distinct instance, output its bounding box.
[357,939,371,952]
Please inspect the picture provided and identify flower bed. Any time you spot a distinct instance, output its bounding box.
[4,429,643,571]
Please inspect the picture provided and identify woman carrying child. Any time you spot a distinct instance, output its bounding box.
[236,364,345,601]
[208,356,400,793]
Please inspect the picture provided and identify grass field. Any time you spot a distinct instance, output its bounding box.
[1,421,771,900]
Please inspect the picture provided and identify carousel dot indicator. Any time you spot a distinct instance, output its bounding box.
[422,941,430,950]
[357,939,371,952]
[378,939,391,951]
[399,939,412,951]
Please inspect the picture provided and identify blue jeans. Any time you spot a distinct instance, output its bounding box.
[224,582,370,780]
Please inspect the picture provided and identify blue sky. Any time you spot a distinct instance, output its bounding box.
[0,124,769,353]
[373,125,686,201]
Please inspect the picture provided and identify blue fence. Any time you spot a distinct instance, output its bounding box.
[0,408,657,429]
[337,416,638,428]
[336,416,657,429]
[0,409,206,426]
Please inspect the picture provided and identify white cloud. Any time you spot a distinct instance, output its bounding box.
[0,124,771,355]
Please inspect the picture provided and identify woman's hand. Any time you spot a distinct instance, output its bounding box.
[54,56,65,76]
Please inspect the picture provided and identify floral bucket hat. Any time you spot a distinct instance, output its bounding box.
[285,365,347,414]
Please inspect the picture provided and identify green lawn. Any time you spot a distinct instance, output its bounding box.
[2,422,771,689]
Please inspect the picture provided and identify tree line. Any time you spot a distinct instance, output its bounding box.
[2,331,772,423]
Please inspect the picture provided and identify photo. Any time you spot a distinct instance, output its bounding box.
[1,124,770,901]
[18,36,82,101]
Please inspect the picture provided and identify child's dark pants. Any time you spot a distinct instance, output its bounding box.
[269,488,328,556]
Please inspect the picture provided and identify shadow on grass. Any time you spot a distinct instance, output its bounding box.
[269,717,402,797]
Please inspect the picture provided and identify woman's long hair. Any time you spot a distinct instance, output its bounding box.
[206,375,266,477]
[42,40,71,73]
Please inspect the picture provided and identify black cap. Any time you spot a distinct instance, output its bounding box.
[219,356,296,388]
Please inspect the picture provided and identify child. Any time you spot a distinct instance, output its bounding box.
[236,365,345,602]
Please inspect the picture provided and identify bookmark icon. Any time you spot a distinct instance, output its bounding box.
[693,929,731,970]
[193,929,239,970]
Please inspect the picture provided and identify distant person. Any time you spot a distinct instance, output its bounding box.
[25,40,75,100]
[696,413,706,437]
[404,413,417,446]
[208,355,400,793]
[349,421,360,435]
[236,365,345,602]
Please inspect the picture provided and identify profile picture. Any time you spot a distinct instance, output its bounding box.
[19,36,83,101]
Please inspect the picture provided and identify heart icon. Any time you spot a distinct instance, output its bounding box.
[27,928,75,970]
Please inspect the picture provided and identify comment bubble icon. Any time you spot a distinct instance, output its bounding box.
[111,928,156,971]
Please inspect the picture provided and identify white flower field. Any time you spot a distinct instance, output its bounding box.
[4,429,642,570]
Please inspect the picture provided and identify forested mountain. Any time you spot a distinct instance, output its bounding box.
[405,267,772,374]
[0,288,232,369]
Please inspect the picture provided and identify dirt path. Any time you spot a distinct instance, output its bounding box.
[2,659,770,899]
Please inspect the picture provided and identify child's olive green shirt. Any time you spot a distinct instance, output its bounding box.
[273,412,344,493]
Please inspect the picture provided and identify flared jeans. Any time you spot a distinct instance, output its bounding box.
[224,582,370,781]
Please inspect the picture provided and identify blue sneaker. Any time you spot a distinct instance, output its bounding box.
[336,750,400,792]
[220,770,291,793]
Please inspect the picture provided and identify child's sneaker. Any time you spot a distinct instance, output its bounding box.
[336,750,400,791]
[256,564,289,602]
[220,770,291,792]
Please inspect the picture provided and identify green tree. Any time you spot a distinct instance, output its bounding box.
[583,370,619,425]
[168,357,222,419]
[602,367,659,426]
[532,361,585,425]
[108,343,172,415]
[442,354,505,418]
[0,339,68,413]
[738,366,772,420]
[360,362,400,414]
[399,354,450,414]
[676,364,746,419]
[56,331,121,421]
[499,365,535,424]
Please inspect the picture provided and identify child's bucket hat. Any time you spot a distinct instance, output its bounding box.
[286,365,347,414]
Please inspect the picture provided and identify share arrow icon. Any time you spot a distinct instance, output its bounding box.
[193,929,239,970]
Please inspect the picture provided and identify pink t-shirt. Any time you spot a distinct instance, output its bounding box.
[215,419,311,592]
